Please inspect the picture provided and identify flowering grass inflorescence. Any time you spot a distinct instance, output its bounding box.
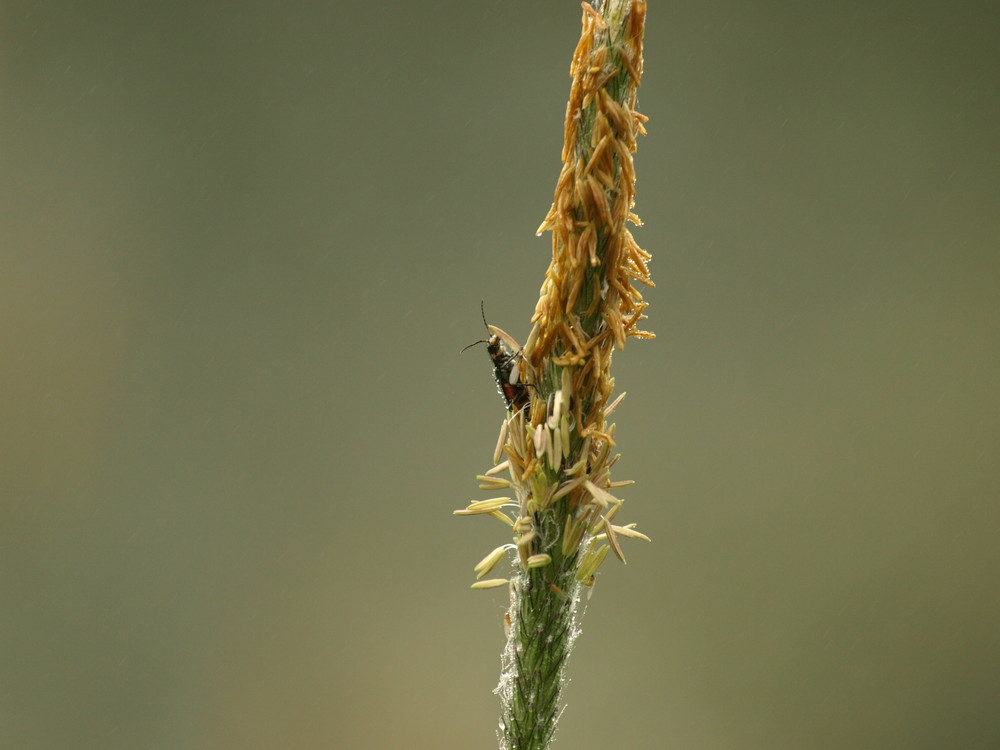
[454,2,652,748]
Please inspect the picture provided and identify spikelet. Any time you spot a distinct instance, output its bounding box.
[454,4,654,749]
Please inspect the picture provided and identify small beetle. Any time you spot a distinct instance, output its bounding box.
[463,302,533,413]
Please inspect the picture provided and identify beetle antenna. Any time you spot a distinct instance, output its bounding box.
[461,301,492,351]
[462,339,488,353]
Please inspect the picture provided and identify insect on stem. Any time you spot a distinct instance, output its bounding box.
[463,302,534,413]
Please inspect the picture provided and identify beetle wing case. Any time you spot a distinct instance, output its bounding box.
[486,324,523,355]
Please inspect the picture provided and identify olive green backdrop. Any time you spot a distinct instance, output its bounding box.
[2,1,999,748]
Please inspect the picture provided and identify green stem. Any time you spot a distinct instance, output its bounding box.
[499,558,580,750]
[495,5,646,749]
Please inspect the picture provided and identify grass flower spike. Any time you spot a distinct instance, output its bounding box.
[455,2,652,748]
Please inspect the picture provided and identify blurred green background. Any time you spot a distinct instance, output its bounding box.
[3,1,999,748]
